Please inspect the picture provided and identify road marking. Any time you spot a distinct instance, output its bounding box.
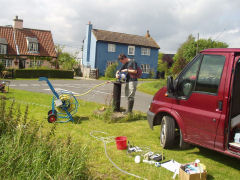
[31,84,40,86]
[92,90,111,95]
[19,84,28,86]
[44,88,79,95]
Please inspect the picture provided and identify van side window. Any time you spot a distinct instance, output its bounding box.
[195,55,225,94]
[177,56,201,97]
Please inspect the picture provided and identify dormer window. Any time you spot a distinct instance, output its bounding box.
[0,38,8,54]
[26,37,38,53]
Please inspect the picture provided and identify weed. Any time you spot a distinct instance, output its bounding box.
[0,97,90,179]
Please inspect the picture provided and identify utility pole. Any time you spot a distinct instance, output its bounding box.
[196,33,199,55]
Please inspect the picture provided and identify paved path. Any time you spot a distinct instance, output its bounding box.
[6,79,154,113]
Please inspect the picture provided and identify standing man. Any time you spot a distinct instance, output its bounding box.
[116,54,138,113]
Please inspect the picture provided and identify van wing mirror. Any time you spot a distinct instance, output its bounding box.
[167,76,175,94]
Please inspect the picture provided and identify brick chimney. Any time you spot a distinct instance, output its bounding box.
[145,30,150,38]
[13,16,23,29]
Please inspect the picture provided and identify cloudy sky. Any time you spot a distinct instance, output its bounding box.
[1,0,240,54]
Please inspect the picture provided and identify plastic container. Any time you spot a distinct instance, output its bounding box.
[115,136,127,150]
[234,133,240,143]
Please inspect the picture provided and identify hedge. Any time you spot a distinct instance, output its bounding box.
[14,69,74,79]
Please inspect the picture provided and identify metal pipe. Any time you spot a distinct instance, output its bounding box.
[112,81,122,112]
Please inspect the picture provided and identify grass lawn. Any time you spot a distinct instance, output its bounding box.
[137,79,167,95]
[3,88,240,179]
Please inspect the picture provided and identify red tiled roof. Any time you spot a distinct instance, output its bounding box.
[92,29,160,49]
[0,27,16,55]
[0,26,57,57]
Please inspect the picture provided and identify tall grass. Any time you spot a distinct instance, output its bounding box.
[0,96,90,179]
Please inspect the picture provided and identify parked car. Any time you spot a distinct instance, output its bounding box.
[147,48,240,159]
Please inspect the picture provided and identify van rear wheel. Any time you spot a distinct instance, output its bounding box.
[160,116,175,149]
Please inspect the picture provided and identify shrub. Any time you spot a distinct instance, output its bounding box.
[0,63,5,77]
[74,66,82,77]
[105,62,118,78]
[149,69,155,79]
[0,97,90,179]
[15,69,74,78]
[0,62,4,72]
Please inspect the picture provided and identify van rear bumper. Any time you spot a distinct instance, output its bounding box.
[147,110,155,130]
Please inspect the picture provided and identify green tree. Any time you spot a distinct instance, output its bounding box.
[105,62,118,78]
[58,52,78,70]
[171,35,228,75]
[157,52,169,78]
[53,44,65,69]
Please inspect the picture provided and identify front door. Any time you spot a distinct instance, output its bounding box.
[19,59,26,69]
[172,54,227,148]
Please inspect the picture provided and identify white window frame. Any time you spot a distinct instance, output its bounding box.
[108,44,116,52]
[141,64,150,73]
[0,59,13,67]
[30,60,43,67]
[28,42,38,52]
[141,47,150,56]
[128,46,135,55]
[0,44,7,54]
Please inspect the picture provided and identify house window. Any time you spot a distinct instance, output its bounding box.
[26,37,38,53]
[108,44,116,52]
[128,46,135,55]
[30,60,43,67]
[141,64,150,73]
[0,44,7,54]
[0,59,13,67]
[141,47,150,56]
[28,43,38,52]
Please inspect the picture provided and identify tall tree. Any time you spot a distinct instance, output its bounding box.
[171,35,228,75]
[55,45,78,70]
[157,52,168,78]
[58,52,78,70]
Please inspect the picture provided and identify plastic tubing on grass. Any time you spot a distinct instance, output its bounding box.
[90,131,147,180]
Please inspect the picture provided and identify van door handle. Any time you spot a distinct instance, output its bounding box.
[218,101,223,111]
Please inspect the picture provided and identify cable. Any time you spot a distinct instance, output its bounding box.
[75,81,111,97]
[90,131,147,180]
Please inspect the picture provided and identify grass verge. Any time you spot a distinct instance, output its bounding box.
[0,95,89,179]
[2,89,240,179]
[137,79,167,95]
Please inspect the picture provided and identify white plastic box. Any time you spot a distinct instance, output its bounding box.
[234,133,240,143]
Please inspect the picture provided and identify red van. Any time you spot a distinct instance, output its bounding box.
[147,48,240,159]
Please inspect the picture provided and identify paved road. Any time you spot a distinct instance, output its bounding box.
[7,79,154,113]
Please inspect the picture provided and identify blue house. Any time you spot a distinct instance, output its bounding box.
[82,22,160,78]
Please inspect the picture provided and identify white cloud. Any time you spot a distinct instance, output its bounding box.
[0,0,240,53]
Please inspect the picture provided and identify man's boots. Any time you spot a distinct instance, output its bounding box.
[127,100,134,113]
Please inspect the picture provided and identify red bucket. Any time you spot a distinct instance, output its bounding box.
[115,136,127,150]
